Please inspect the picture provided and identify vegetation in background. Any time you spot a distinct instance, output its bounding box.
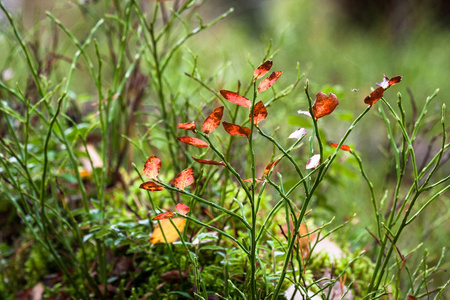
[0,0,449,299]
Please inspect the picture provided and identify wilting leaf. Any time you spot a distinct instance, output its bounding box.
[177,122,196,131]
[264,157,282,176]
[242,178,265,183]
[153,212,175,220]
[297,110,312,118]
[149,218,186,244]
[192,156,226,166]
[140,181,165,191]
[202,106,224,134]
[254,60,273,79]
[177,136,209,148]
[144,155,161,179]
[376,75,390,89]
[288,128,307,140]
[306,154,320,170]
[250,101,268,125]
[258,71,282,93]
[222,121,251,138]
[329,142,351,152]
[364,87,384,106]
[220,90,251,108]
[388,75,402,86]
[176,203,190,215]
[174,168,194,190]
[312,92,339,119]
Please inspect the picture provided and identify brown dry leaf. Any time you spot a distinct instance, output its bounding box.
[329,143,351,152]
[250,101,268,125]
[202,106,224,134]
[254,60,273,79]
[264,157,282,176]
[177,122,196,131]
[153,212,175,220]
[312,92,339,119]
[144,155,161,179]
[258,71,283,92]
[192,156,226,166]
[140,181,165,191]
[388,75,402,86]
[177,136,209,148]
[176,203,190,215]
[222,121,251,138]
[364,87,385,106]
[174,168,194,190]
[220,90,251,108]
[242,178,265,183]
[149,218,186,244]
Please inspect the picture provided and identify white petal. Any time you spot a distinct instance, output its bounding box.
[306,154,321,169]
[297,110,312,117]
[288,128,307,140]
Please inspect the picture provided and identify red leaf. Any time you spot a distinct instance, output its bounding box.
[407,296,417,300]
[264,158,282,176]
[306,154,320,170]
[153,212,175,220]
[222,121,251,138]
[312,92,339,119]
[388,75,402,87]
[329,142,351,152]
[242,178,265,183]
[140,181,165,191]
[220,90,251,108]
[364,87,385,106]
[174,168,194,190]
[177,122,196,131]
[258,71,283,93]
[250,101,268,125]
[192,156,226,166]
[177,136,209,148]
[176,203,190,215]
[254,60,273,79]
[143,155,161,179]
[202,106,224,134]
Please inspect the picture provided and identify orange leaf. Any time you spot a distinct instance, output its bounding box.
[202,106,224,134]
[306,154,320,170]
[250,101,268,125]
[153,212,175,220]
[264,158,281,176]
[143,155,161,179]
[220,90,251,108]
[364,87,384,106]
[242,178,265,183]
[140,181,165,191]
[192,156,226,166]
[388,75,402,87]
[222,121,251,138]
[149,218,186,244]
[312,92,339,119]
[329,142,351,152]
[253,60,273,79]
[177,136,209,148]
[176,203,190,215]
[174,168,194,190]
[177,122,196,131]
[258,71,283,93]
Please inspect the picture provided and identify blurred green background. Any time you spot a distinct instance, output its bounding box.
[1,0,449,294]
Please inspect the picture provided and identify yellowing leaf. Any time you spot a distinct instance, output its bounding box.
[149,218,186,244]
